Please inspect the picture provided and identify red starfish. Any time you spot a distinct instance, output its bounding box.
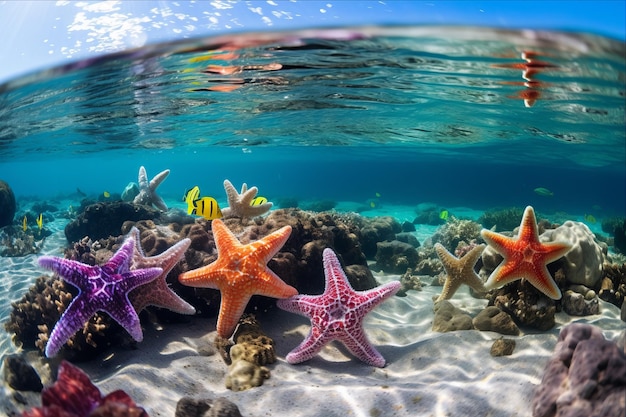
[480,206,572,299]
[277,248,401,367]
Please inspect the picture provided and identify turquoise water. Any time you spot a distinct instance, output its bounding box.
[1,26,624,217]
[0,25,625,416]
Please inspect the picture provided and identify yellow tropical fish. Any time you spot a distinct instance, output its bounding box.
[36,213,43,230]
[250,196,268,206]
[103,191,110,198]
[375,192,381,198]
[191,197,223,220]
[370,201,376,208]
[183,186,201,214]
[439,210,449,221]
[22,216,27,232]
[583,214,597,224]
[534,187,554,197]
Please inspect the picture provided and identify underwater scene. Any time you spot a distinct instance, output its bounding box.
[0,25,624,417]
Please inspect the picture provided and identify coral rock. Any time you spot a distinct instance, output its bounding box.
[374,240,419,274]
[487,277,557,331]
[532,323,626,417]
[562,289,600,316]
[0,179,16,227]
[224,359,270,392]
[490,338,516,356]
[541,221,606,287]
[473,306,520,335]
[64,202,160,243]
[224,315,275,391]
[175,396,243,417]
[432,300,474,332]
[2,354,43,392]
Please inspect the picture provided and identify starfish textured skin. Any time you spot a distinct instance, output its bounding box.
[128,227,196,315]
[178,218,296,338]
[221,179,273,220]
[434,243,486,302]
[277,248,401,367]
[133,165,170,211]
[480,205,572,300]
[38,238,163,357]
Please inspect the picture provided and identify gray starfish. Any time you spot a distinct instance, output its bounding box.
[221,179,273,220]
[133,166,169,211]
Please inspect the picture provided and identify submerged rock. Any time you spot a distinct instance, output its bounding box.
[532,323,626,417]
[490,338,516,357]
[0,179,16,228]
[473,306,520,335]
[432,300,473,332]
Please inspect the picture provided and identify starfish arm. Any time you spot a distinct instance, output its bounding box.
[45,297,98,357]
[355,281,402,315]
[480,229,516,256]
[253,270,298,299]
[244,202,274,217]
[152,194,168,212]
[519,206,541,242]
[239,186,259,206]
[462,244,487,292]
[118,267,163,292]
[223,180,241,210]
[149,169,170,189]
[137,166,148,188]
[38,257,100,288]
[322,248,354,295]
[247,225,292,263]
[215,289,253,338]
[285,330,330,364]
[130,227,147,259]
[211,218,244,253]
[102,238,135,275]
[178,265,223,289]
[105,298,145,342]
[276,295,324,317]
[131,288,196,315]
[437,278,463,301]
[530,266,562,299]
[338,327,386,367]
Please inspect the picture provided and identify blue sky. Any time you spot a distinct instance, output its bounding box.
[1,1,624,83]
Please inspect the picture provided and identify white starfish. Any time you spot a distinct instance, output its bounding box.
[221,179,273,220]
[133,166,169,211]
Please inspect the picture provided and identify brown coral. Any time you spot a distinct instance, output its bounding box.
[223,315,274,391]
[5,275,124,360]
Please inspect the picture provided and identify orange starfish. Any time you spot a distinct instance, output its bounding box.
[178,218,297,338]
[480,206,572,300]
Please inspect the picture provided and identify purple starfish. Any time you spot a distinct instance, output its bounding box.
[127,227,196,315]
[277,248,401,367]
[38,237,162,357]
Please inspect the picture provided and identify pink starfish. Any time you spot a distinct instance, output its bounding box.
[127,227,196,315]
[277,248,401,367]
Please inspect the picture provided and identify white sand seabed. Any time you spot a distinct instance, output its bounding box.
[0,202,623,416]
[66,279,623,417]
